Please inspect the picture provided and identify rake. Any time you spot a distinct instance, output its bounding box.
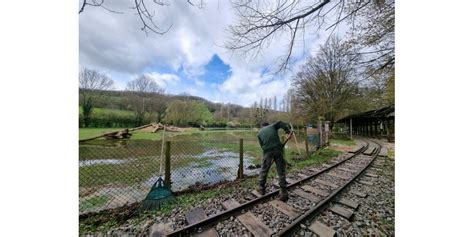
[141,126,175,211]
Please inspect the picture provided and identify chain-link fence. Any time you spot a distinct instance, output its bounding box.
[79,129,324,214]
[79,132,263,214]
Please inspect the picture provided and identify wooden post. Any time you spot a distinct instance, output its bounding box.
[317,121,323,148]
[238,138,244,179]
[349,118,353,139]
[368,122,372,137]
[304,127,309,159]
[375,121,380,138]
[165,141,171,189]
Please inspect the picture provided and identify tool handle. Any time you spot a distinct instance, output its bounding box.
[282,131,294,147]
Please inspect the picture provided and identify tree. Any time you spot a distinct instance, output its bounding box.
[125,75,164,126]
[79,67,114,127]
[292,36,360,127]
[79,0,204,35]
[226,0,394,73]
[164,100,213,126]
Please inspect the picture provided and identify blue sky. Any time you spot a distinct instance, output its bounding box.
[79,0,343,107]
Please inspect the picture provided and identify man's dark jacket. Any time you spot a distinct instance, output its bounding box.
[257,121,291,155]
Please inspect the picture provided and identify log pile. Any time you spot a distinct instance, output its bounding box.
[79,123,188,142]
[140,123,185,133]
[104,129,132,140]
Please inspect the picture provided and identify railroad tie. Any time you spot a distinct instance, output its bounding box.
[378,147,388,157]
[269,200,300,220]
[184,208,219,237]
[270,178,296,189]
[309,167,322,173]
[363,147,375,156]
[337,198,359,210]
[221,198,273,237]
[350,190,368,198]
[301,185,330,196]
[296,173,309,179]
[150,222,173,237]
[358,180,374,186]
[251,190,263,198]
[364,172,379,178]
[291,188,322,203]
[329,204,354,220]
[321,164,332,168]
[345,163,363,170]
[308,221,336,237]
[314,179,339,189]
[338,167,356,173]
[326,172,350,180]
[221,199,240,210]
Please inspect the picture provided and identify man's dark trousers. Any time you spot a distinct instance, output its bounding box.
[258,150,287,194]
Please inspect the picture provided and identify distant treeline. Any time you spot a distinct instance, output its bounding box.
[78,89,291,128]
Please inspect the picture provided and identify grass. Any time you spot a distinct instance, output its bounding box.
[330,138,356,146]
[79,156,159,187]
[388,149,395,159]
[80,195,109,213]
[79,107,135,117]
[287,148,343,170]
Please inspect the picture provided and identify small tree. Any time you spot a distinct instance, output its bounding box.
[125,75,164,126]
[79,68,114,127]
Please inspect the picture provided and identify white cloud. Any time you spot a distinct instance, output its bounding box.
[79,0,345,106]
[145,72,180,89]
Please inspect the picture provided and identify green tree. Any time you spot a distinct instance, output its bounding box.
[164,100,212,126]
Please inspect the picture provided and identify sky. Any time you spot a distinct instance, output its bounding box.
[79,0,344,107]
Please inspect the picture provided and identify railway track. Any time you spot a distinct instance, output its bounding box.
[163,139,382,237]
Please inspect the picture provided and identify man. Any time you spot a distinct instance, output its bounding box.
[256,121,293,201]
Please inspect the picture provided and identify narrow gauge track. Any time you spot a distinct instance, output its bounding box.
[166,139,381,237]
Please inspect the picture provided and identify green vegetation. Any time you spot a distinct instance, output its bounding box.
[388,149,395,159]
[289,148,342,170]
[79,106,138,128]
[331,138,356,146]
[80,195,109,213]
[164,100,213,126]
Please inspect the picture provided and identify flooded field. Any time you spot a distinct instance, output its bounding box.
[79,131,265,213]
[79,130,313,213]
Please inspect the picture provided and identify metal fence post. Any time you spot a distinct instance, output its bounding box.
[237,138,244,179]
[165,141,171,189]
[304,127,309,159]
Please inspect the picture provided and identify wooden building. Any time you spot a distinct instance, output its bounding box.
[336,105,395,142]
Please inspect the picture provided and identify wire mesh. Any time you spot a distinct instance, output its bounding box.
[78,129,327,214]
[79,132,260,214]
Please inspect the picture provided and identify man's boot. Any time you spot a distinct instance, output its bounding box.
[256,186,266,196]
[278,188,288,202]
